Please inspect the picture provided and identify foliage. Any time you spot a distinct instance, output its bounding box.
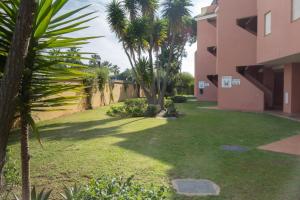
[164,99,178,117]
[106,98,149,117]
[61,184,82,200]
[171,96,187,103]
[0,0,99,135]
[95,67,110,92]
[107,0,194,107]
[63,176,168,200]
[175,72,194,95]
[3,157,20,187]
[145,104,159,117]
[106,105,125,117]
[82,75,95,110]
[124,98,148,117]
[14,186,52,200]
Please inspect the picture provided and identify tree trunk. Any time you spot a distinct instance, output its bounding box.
[20,114,31,200]
[0,0,36,188]
[159,34,176,109]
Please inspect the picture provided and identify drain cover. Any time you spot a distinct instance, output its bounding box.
[221,145,249,152]
[172,179,220,196]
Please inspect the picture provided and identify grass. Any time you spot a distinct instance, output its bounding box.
[7,99,300,199]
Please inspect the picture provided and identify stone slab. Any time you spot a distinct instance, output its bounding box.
[221,145,250,152]
[172,179,220,196]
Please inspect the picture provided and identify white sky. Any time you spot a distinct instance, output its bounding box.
[64,0,213,76]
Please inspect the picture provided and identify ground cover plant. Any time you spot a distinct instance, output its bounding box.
[5,99,300,199]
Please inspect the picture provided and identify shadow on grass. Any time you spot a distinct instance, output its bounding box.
[8,100,300,200]
[9,117,144,145]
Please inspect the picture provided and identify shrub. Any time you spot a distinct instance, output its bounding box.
[124,98,147,117]
[3,157,20,187]
[106,105,125,117]
[171,96,187,103]
[145,104,159,117]
[164,100,179,118]
[70,176,168,200]
[14,186,52,200]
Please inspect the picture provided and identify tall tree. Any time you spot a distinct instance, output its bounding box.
[1,0,98,199]
[0,0,36,188]
[159,0,192,107]
[107,0,193,109]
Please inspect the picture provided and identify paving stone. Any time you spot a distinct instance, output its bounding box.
[172,179,220,196]
[221,145,250,152]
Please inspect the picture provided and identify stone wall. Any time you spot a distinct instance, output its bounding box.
[31,81,140,122]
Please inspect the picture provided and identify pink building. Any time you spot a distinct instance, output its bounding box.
[195,0,300,114]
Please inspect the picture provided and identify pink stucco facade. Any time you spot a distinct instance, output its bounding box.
[195,0,300,114]
[194,19,218,101]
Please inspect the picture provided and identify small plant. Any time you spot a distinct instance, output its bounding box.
[164,100,179,118]
[106,105,125,117]
[145,104,159,117]
[76,176,168,200]
[171,96,187,103]
[61,184,81,200]
[124,98,148,117]
[3,156,20,187]
[14,186,52,200]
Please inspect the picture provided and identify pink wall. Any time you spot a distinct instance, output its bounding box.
[283,63,300,113]
[216,0,264,112]
[194,19,218,101]
[257,0,300,64]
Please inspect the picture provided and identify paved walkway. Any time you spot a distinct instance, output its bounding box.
[258,134,300,156]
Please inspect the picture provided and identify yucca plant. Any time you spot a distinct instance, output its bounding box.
[60,184,82,200]
[1,0,99,199]
[14,186,52,200]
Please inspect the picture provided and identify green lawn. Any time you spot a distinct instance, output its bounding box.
[8,100,300,199]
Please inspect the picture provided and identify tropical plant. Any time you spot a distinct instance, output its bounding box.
[60,184,82,200]
[175,72,194,95]
[0,0,99,199]
[0,0,36,188]
[14,186,52,200]
[75,176,167,200]
[107,0,194,109]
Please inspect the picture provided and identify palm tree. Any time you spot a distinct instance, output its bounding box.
[159,0,192,107]
[0,0,36,188]
[1,0,98,199]
[107,0,167,106]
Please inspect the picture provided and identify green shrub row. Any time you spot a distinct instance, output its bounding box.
[12,176,168,200]
[107,99,159,118]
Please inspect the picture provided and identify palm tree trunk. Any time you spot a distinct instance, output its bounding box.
[159,34,176,109]
[20,112,31,200]
[0,0,35,186]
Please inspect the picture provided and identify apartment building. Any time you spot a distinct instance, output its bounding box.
[195,0,300,114]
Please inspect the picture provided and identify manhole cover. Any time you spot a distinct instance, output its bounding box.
[172,179,220,196]
[221,145,249,152]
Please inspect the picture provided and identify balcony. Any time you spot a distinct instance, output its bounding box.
[236,16,258,35]
[207,46,217,56]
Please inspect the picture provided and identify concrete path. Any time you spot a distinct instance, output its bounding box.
[258,134,300,156]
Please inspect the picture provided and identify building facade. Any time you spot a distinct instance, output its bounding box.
[195,0,300,114]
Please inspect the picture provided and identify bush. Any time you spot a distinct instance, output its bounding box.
[62,176,168,200]
[171,96,187,103]
[164,100,179,118]
[145,104,159,117]
[106,105,125,117]
[124,98,147,117]
[107,98,149,118]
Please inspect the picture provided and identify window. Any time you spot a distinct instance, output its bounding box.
[199,89,204,95]
[265,12,272,35]
[292,0,300,21]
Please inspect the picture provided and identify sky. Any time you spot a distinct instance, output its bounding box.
[63,0,213,76]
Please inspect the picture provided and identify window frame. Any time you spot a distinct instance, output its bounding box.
[292,0,300,22]
[264,11,272,36]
